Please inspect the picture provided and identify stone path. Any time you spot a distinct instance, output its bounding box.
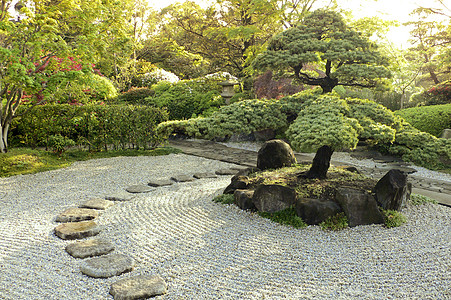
[52,163,245,299]
[168,139,451,207]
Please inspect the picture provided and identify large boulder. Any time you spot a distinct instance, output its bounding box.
[295,198,342,225]
[374,169,411,211]
[252,184,296,213]
[257,139,296,171]
[441,129,451,139]
[234,189,256,211]
[223,176,249,194]
[336,188,384,227]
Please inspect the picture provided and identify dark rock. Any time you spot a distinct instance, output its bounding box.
[223,176,249,194]
[234,189,256,210]
[232,167,260,181]
[303,145,333,179]
[257,139,296,171]
[343,166,360,174]
[170,175,195,182]
[252,184,296,213]
[336,188,384,227]
[253,129,275,141]
[374,169,410,210]
[110,275,167,300]
[148,179,173,187]
[295,198,342,225]
[440,129,451,139]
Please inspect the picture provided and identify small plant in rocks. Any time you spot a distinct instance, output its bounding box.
[409,194,438,205]
[213,194,235,204]
[382,209,407,228]
[320,212,349,231]
[258,208,307,229]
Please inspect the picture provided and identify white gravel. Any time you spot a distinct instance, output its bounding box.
[0,153,450,300]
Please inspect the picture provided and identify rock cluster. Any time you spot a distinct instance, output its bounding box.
[225,140,412,227]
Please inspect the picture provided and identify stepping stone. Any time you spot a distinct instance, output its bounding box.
[148,179,174,187]
[66,238,115,258]
[106,191,136,202]
[193,172,217,179]
[125,185,155,194]
[54,220,101,240]
[170,175,195,182]
[80,253,135,278]
[215,169,238,175]
[80,198,114,210]
[110,275,167,300]
[55,208,99,223]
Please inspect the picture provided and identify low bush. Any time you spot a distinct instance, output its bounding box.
[47,134,75,155]
[11,104,168,151]
[382,209,407,228]
[395,104,451,137]
[409,194,438,205]
[319,212,349,231]
[212,194,235,205]
[117,87,155,105]
[259,208,308,229]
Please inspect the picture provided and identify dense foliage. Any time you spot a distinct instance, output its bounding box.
[11,104,168,151]
[395,104,451,137]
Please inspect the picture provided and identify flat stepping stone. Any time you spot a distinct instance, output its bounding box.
[125,185,155,193]
[55,208,99,223]
[66,238,115,258]
[54,220,101,240]
[215,169,238,175]
[148,179,174,187]
[106,191,136,202]
[80,253,135,278]
[80,198,114,210]
[170,175,195,182]
[110,275,167,300]
[193,172,218,179]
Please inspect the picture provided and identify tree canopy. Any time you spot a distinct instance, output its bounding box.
[253,9,392,93]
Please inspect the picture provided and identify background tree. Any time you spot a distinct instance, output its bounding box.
[253,9,391,93]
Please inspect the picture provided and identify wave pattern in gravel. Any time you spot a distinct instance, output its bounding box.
[0,153,450,300]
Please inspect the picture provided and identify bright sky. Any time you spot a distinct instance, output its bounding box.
[148,0,449,49]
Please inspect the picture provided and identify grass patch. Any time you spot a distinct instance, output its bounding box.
[382,209,407,228]
[212,194,235,204]
[319,212,349,231]
[0,147,181,177]
[258,207,308,229]
[409,194,438,205]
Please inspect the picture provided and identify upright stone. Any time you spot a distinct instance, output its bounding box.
[55,208,99,223]
[223,176,249,194]
[110,275,167,300]
[336,188,384,227]
[54,220,101,240]
[374,169,410,210]
[80,254,135,278]
[234,189,256,210]
[257,140,296,171]
[252,184,296,213]
[304,145,333,179]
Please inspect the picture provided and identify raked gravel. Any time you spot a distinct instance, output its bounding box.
[0,153,450,299]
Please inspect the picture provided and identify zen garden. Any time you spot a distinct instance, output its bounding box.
[0,0,450,299]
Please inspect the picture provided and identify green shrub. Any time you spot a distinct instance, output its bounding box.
[319,212,349,231]
[212,194,235,204]
[117,87,155,104]
[11,104,168,151]
[395,104,451,137]
[382,209,407,228]
[47,134,75,155]
[409,194,438,205]
[258,207,308,228]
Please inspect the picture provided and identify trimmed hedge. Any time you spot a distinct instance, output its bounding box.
[395,104,451,137]
[11,104,168,151]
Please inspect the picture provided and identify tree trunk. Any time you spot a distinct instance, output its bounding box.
[320,77,338,94]
[303,145,334,179]
[0,123,8,153]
